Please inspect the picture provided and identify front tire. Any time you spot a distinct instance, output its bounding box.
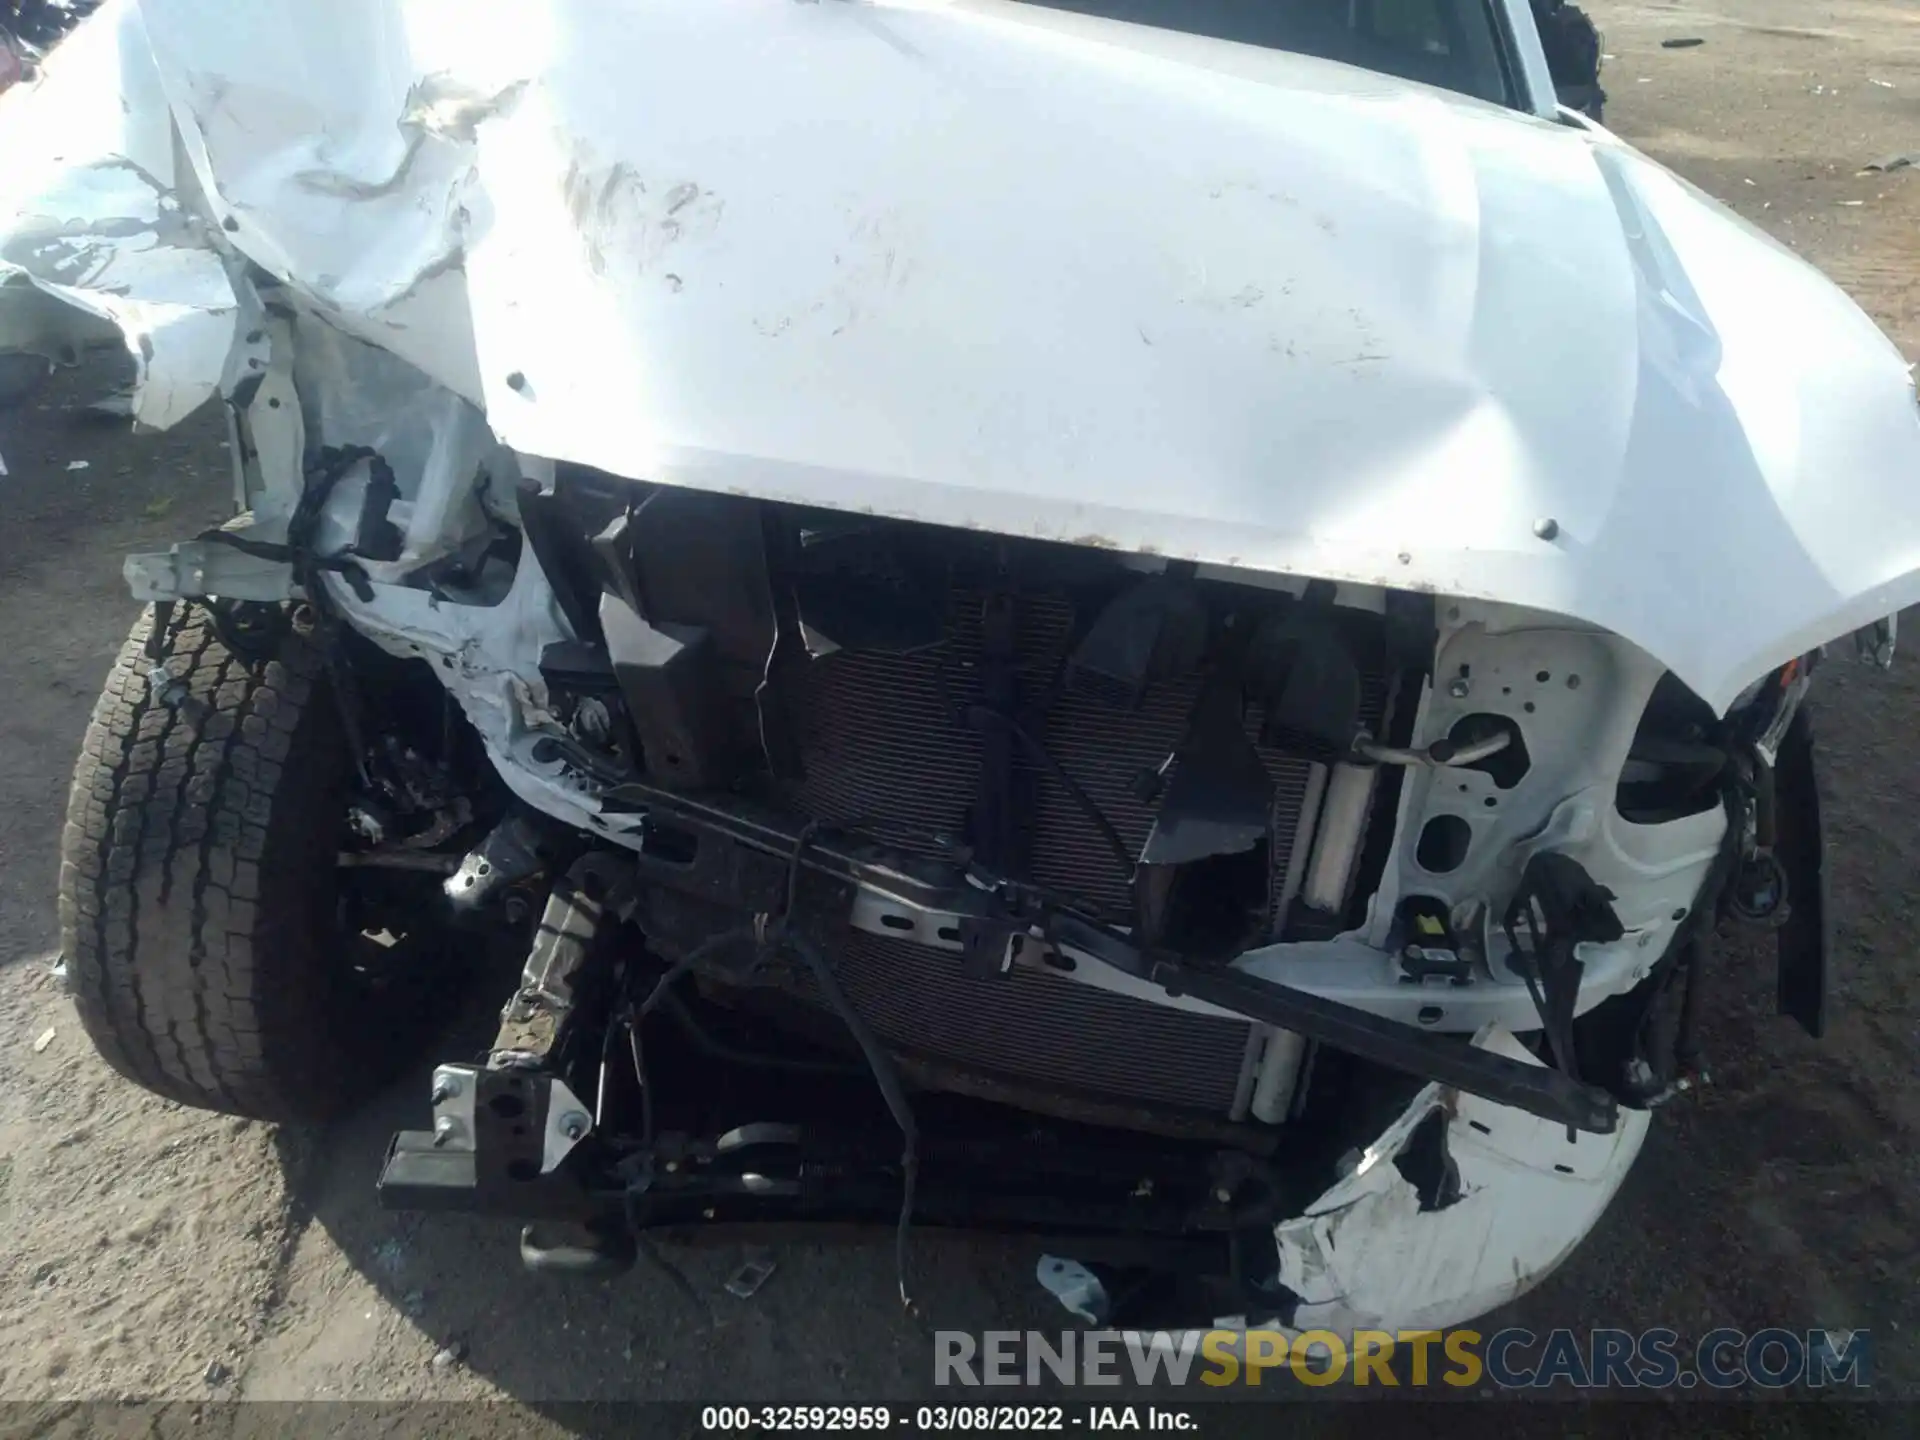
[59,604,410,1121]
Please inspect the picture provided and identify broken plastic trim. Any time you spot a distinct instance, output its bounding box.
[1024,1023,1651,1335]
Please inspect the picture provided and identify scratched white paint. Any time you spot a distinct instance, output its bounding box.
[1239,1026,1650,1336]
[0,1,234,429]
[1034,1027,1649,1338]
[4,0,1919,709]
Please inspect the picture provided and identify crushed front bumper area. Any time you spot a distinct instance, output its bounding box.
[379,1003,1646,1329]
[1037,1027,1654,1334]
[379,808,1632,1323]
[1260,1026,1651,1335]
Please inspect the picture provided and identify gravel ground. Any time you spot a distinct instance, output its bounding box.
[0,1,1916,1431]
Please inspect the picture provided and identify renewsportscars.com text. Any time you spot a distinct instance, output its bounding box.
[934,1328,1871,1390]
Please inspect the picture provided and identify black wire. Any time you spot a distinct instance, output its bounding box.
[595,994,620,1129]
[1511,907,1554,1041]
[628,821,921,1308]
[1673,932,1708,1076]
[965,704,1135,880]
[782,930,918,1312]
[628,924,755,1147]
[657,989,865,1078]
[1663,782,1750,1078]
[782,818,825,922]
[1509,900,1579,1082]
[760,819,918,1308]
[637,924,756,1022]
[625,1013,654,1149]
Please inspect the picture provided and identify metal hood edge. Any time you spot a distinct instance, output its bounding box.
[4,0,1918,713]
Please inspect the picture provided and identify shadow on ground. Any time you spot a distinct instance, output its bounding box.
[275,1006,1061,1403]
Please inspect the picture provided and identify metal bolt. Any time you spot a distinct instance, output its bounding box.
[1533,517,1560,541]
[559,1111,590,1142]
[431,1116,461,1148]
[665,1160,680,1174]
[505,370,528,393]
[1447,676,1471,699]
[429,1074,461,1104]
[1213,1186,1234,1205]
[702,1208,717,1220]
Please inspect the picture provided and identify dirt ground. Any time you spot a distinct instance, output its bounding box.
[1,0,1917,1429]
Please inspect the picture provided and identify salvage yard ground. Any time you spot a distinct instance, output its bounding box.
[0,0,1916,1431]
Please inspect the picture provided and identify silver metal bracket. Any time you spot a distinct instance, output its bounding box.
[542,1081,593,1175]
[1854,613,1897,671]
[428,1062,591,1175]
[125,531,295,603]
[1755,657,1818,767]
[428,1064,479,1154]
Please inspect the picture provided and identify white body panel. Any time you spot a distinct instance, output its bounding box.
[1259,1025,1653,1335]
[5,0,1918,711]
[0,0,1887,1335]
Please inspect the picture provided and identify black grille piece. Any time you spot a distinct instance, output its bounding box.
[778,579,1389,1119]
[792,588,1365,920]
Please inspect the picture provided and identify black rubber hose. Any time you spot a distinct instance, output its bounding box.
[782,930,919,1310]
[635,924,754,1020]
[657,987,865,1078]
[627,924,755,1145]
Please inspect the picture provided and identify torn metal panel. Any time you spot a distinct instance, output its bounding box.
[1031,1026,1648,1335]
[1355,610,1729,972]
[297,321,507,575]
[1261,1025,1651,1335]
[0,0,234,429]
[318,550,627,842]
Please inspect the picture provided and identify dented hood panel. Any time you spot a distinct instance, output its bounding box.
[0,1,234,428]
[7,0,1920,711]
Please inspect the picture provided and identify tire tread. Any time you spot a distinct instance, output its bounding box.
[59,606,351,1121]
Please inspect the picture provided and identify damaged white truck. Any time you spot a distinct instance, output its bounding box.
[7,0,1916,1336]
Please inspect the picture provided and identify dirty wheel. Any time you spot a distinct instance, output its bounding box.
[59,603,446,1122]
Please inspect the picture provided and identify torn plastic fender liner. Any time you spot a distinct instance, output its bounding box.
[0,0,237,430]
[1250,1025,1650,1338]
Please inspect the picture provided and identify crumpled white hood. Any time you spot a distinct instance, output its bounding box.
[5,0,1918,712]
